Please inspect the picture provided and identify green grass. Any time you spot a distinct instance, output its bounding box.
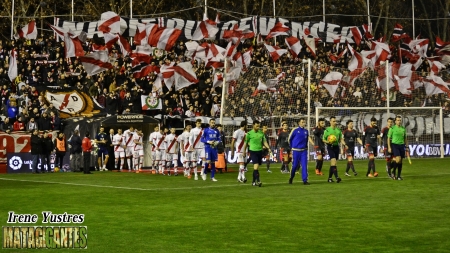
[1,158,450,252]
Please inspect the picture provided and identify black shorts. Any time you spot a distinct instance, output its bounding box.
[383,148,392,160]
[392,144,405,158]
[366,144,378,157]
[326,145,340,159]
[249,150,263,165]
[345,146,355,157]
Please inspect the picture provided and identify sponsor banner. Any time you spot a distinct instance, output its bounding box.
[7,153,70,173]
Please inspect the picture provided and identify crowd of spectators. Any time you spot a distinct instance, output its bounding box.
[1,32,450,133]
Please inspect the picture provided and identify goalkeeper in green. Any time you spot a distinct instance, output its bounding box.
[322,116,342,183]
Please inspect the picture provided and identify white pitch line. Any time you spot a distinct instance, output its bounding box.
[0,173,449,191]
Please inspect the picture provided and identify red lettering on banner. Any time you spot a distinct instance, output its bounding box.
[0,135,15,161]
[0,133,33,163]
[17,136,31,153]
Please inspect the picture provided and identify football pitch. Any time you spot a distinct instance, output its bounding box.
[1,158,450,252]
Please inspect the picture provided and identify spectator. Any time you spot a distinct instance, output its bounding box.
[38,112,52,131]
[54,132,67,170]
[30,129,43,173]
[41,131,53,172]
[50,111,61,131]
[13,116,25,131]
[0,117,13,133]
[26,117,38,132]
[69,130,82,172]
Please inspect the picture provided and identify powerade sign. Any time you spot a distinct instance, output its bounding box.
[7,153,70,173]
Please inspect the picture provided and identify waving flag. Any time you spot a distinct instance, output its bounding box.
[264,44,287,62]
[391,23,407,42]
[192,19,219,40]
[285,36,302,57]
[173,62,199,91]
[8,49,17,81]
[98,12,121,34]
[320,72,343,97]
[14,21,37,40]
[304,37,316,58]
[265,22,290,40]
[50,25,85,58]
[423,75,450,96]
[148,27,182,51]
[80,51,113,76]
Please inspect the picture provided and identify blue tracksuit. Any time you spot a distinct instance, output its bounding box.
[289,126,309,182]
[201,127,221,178]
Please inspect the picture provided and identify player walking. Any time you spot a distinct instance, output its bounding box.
[362,117,381,177]
[165,127,180,176]
[388,116,408,180]
[190,119,206,180]
[341,120,363,176]
[123,126,135,172]
[262,125,272,173]
[288,118,310,185]
[309,118,326,176]
[180,124,193,178]
[231,121,247,183]
[112,128,126,171]
[277,122,291,174]
[323,116,342,183]
[95,126,109,171]
[148,125,160,173]
[380,118,394,178]
[132,129,144,171]
[201,118,221,181]
[154,126,167,175]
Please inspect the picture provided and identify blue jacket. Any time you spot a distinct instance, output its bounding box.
[289,127,309,150]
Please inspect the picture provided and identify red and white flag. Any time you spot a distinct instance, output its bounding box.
[207,43,226,61]
[265,22,290,40]
[80,50,113,76]
[98,11,121,34]
[391,23,406,42]
[14,20,37,40]
[423,75,450,96]
[264,44,287,62]
[435,36,450,51]
[172,62,199,91]
[376,63,395,91]
[319,72,343,97]
[285,36,302,58]
[160,62,175,89]
[223,24,255,44]
[304,37,316,58]
[409,39,429,58]
[225,66,242,82]
[393,62,414,95]
[372,41,390,67]
[192,19,219,40]
[8,49,17,81]
[347,43,368,71]
[427,57,446,75]
[133,23,149,45]
[213,72,223,88]
[103,33,132,56]
[50,25,85,58]
[148,27,182,51]
[234,48,252,70]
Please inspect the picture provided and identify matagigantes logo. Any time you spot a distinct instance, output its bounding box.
[2,211,87,249]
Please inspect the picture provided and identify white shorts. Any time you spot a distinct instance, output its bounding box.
[236,152,245,163]
[183,151,192,162]
[133,150,144,157]
[151,149,156,161]
[192,149,205,162]
[155,150,165,161]
[166,153,178,162]
[114,150,125,158]
[125,147,134,157]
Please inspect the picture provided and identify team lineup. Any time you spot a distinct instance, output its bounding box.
[93,116,409,185]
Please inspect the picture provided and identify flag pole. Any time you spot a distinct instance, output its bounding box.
[204,0,208,19]
[273,0,276,68]
[307,58,311,160]
[130,0,133,19]
[219,59,227,125]
[386,62,390,116]
[11,0,14,40]
[71,0,74,21]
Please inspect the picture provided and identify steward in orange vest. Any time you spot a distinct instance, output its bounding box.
[53,132,67,170]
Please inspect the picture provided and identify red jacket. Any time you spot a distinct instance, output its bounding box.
[13,121,25,131]
[82,137,92,152]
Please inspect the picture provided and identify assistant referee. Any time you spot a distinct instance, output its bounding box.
[387,116,408,180]
[242,120,272,187]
